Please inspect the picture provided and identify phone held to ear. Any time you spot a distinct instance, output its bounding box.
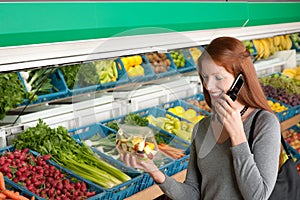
[226,73,244,102]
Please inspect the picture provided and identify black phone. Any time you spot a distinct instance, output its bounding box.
[226,73,244,101]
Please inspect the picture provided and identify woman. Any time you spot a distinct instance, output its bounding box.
[121,37,281,200]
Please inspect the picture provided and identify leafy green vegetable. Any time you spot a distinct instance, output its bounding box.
[60,62,99,89]
[154,132,169,144]
[124,113,149,126]
[59,64,80,89]
[13,119,131,188]
[106,121,119,131]
[27,68,58,94]
[0,73,32,120]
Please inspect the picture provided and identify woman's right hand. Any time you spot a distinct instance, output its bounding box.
[120,151,159,173]
[120,151,167,184]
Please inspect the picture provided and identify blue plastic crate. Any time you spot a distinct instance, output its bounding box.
[154,127,190,175]
[104,174,144,200]
[169,49,197,73]
[290,34,300,52]
[99,112,191,193]
[267,97,295,122]
[69,124,146,200]
[18,69,68,105]
[286,142,300,163]
[69,123,141,177]
[159,99,210,118]
[291,104,300,117]
[187,46,204,66]
[57,68,99,96]
[4,177,37,199]
[0,146,106,200]
[117,56,156,83]
[283,124,300,165]
[131,107,194,141]
[143,53,178,79]
[99,60,130,90]
[242,40,258,57]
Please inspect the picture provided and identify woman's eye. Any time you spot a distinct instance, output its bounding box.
[216,76,223,80]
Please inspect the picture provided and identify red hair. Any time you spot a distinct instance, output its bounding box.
[197,37,272,113]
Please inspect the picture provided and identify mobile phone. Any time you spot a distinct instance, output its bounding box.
[226,73,244,101]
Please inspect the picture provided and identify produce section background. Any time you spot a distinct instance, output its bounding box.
[0,1,299,200]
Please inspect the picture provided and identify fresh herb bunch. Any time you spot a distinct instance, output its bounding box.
[26,68,58,94]
[59,64,80,89]
[0,73,31,120]
[60,62,99,89]
[106,121,119,131]
[124,113,149,126]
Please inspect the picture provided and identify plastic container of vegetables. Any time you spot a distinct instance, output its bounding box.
[116,124,158,161]
[18,69,68,105]
[69,123,147,200]
[117,55,156,83]
[169,49,196,73]
[0,146,108,200]
[1,174,36,200]
[267,97,294,122]
[143,53,178,79]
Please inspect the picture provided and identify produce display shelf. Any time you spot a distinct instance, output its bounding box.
[170,49,196,74]
[143,53,178,79]
[18,69,69,106]
[117,56,156,83]
[159,99,210,117]
[267,97,296,122]
[69,122,187,200]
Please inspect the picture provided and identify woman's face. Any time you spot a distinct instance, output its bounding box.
[200,58,235,104]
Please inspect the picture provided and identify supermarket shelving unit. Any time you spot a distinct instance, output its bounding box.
[0,2,300,199]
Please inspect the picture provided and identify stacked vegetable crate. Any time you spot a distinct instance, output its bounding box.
[3,175,37,200]
[96,108,191,190]
[69,123,144,200]
[18,68,69,105]
[58,59,130,96]
[117,55,155,83]
[169,49,196,73]
[0,146,108,200]
[2,121,148,200]
[259,72,300,122]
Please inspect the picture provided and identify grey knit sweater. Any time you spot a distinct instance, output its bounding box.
[159,109,281,200]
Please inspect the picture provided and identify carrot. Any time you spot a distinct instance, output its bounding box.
[2,189,29,200]
[158,144,186,159]
[31,196,35,200]
[0,172,6,190]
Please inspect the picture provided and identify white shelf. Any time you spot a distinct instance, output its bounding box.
[0,22,300,72]
[254,50,297,76]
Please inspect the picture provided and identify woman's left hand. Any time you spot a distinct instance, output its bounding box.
[214,94,247,146]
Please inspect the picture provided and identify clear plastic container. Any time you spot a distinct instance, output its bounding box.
[116,124,158,160]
